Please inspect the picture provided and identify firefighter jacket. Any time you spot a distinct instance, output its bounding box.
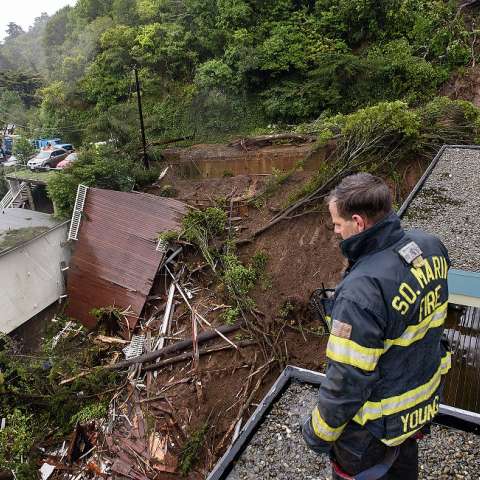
[303,212,451,451]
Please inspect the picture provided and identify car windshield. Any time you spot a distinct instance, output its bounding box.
[35,152,50,159]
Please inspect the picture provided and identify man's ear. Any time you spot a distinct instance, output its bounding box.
[351,214,367,232]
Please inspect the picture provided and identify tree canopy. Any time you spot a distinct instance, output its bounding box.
[0,0,477,144]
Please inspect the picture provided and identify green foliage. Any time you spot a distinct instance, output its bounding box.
[222,253,258,302]
[221,248,268,312]
[0,0,477,153]
[12,136,36,163]
[46,147,159,218]
[182,207,227,269]
[0,169,10,198]
[157,229,179,244]
[70,402,108,426]
[250,163,301,208]
[251,250,269,273]
[289,97,480,205]
[180,423,208,475]
[0,319,123,475]
[159,184,178,197]
[221,306,241,325]
[279,300,294,319]
[0,89,29,125]
[0,409,37,479]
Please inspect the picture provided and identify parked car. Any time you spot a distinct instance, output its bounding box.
[56,143,75,153]
[27,148,68,170]
[57,152,78,169]
[3,155,19,167]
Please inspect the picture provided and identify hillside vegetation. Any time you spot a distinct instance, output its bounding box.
[1,0,479,149]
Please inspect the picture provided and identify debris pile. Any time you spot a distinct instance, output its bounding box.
[30,232,271,479]
[2,170,352,478]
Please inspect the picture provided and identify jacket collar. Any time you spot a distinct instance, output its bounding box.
[340,212,404,264]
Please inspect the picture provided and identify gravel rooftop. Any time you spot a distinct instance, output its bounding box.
[402,147,480,272]
[226,382,480,480]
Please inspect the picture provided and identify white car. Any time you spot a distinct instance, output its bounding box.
[27,148,68,170]
[2,155,19,167]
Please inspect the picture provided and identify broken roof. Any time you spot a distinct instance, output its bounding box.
[66,187,188,334]
[0,208,62,255]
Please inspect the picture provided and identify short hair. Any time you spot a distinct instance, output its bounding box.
[327,173,392,223]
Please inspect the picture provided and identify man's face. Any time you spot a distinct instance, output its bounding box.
[328,201,366,240]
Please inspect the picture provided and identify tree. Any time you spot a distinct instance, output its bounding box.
[0,71,43,108]
[0,90,27,126]
[5,23,24,40]
[75,0,114,21]
[13,136,36,163]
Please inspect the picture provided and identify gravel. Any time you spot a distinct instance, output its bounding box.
[401,147,480,272]
[226,382,480,480]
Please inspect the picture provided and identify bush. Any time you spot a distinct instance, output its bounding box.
[221,249,268,312]
[47,147,160,218]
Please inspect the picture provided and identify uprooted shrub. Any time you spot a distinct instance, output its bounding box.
[220,248,269,323]
[0,409,37,480]
[288,97,480,208]
[181,207,228,270]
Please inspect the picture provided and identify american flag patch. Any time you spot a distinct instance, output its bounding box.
[331,320,352,339]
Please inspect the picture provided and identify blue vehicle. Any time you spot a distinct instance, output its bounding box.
[2,136,13,155]
[32,138,61,150]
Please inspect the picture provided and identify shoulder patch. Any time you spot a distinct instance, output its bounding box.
[331,319,352,339]
[398,241,425,267]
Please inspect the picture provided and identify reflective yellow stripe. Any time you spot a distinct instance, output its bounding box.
[311,406,346,442]
[381,427,423,446]
[353,352,451,425]
[385,301,448,349]
[327,336,383,371]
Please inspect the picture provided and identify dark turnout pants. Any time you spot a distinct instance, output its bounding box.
[331,422,418,480]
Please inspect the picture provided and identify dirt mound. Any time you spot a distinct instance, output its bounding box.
[440,65,480,106]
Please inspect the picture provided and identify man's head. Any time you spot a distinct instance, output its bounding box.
[327,173,392,240]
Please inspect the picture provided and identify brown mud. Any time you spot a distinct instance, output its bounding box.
[140,145,427,478]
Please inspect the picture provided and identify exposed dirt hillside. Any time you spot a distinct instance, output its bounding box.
[141,154,424,478]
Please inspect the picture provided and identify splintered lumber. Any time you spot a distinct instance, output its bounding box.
[110,321,245,370]
[154,283,175,351]
[94,335,129,345]
[142,340,256,372]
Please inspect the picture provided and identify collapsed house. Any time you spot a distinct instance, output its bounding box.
[0,208,69,334]
[65,186,187,335]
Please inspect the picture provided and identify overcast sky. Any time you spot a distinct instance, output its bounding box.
[2,0,76,41]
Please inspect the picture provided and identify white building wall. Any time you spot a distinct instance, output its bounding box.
[0,223,70,334]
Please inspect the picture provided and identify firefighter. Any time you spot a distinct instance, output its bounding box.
[302,173,451,480]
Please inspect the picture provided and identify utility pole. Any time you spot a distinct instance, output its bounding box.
[134,66,149,169]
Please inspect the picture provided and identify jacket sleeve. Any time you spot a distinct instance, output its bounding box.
[302,292,386,453]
